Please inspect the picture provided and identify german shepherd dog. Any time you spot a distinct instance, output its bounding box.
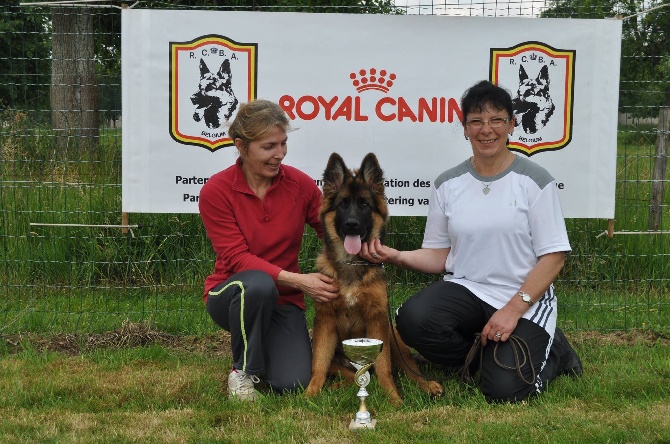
[512,64,555,134]
[304,152,443,405]
[190,58,238,129]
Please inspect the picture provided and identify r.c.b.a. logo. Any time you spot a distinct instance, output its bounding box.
[169,35,257,152]
[490,42,575,156]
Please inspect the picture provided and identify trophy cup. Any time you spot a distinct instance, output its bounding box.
[342,338,383,431]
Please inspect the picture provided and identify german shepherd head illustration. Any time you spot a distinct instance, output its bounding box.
[512,65,555,134]
[190,58,238,129]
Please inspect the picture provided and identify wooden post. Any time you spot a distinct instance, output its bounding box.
[607,219,615,238]
[648,107,669,231]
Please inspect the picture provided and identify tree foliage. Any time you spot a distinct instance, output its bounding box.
[142,0,402,14]
[542,0,670,116]
[0,3,51,114]
[2,1,402,123]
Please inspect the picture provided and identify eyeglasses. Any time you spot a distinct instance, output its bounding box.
[465,117,510,129]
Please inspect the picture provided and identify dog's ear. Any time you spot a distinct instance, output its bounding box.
[537,65,550,84]
[199,59,210,77]
[217,59,233,86]
[519,64,528,82]
[359,153,385,192]
[323,153,349,192]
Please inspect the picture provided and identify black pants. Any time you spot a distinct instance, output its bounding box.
[206,270,312,393]
[396,281,572,403]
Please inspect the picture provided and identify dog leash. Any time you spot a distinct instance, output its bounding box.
[459,333,537,386]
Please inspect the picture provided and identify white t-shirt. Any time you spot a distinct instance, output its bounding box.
[422,155,571,335]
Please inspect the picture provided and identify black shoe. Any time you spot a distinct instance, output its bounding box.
[555,328,583,377]
[561,347,583,377]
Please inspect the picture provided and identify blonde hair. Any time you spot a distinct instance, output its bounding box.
[228,99,292,147]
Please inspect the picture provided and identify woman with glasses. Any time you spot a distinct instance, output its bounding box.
[360,80,581,403]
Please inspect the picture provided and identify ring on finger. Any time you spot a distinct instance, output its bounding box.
[494,332,502,339]
[373,253,379,259]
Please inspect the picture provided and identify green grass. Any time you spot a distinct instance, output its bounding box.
[0,118,669,442]
[1,119,669,334]
[0,330,668,443]
[2,280,668,336]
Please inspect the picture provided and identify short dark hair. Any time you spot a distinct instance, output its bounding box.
[460,80,514,126]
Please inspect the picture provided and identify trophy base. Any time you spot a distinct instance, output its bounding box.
[349,419,377,431]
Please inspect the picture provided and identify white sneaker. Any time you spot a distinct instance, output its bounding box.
[228,368,261,401]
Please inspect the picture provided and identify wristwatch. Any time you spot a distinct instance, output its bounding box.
[517,291,534,307]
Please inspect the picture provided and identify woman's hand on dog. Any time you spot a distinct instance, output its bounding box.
[361,238,398,264]
[279,271,340,303]
[303,273,340,303]
[363,240,450,275]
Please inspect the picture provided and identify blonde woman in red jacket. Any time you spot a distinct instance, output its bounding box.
[199,100,339,401]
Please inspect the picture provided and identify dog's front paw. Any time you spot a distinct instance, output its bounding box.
[303,383,322,398]
[426,380,444,398]
[389,392,403,406]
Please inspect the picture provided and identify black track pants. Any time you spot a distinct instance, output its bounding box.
[206,270,312,393]
[396,280,572,403]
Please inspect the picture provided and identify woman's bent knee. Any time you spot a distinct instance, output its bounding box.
[269,373,311,394]
[480,367,540,403]
[236,270,276,295]
[395,296,429,339]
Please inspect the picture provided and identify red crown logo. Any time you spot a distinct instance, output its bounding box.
[350,68,396,93]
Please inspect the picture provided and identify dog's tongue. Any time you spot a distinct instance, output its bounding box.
[344,235,362,255]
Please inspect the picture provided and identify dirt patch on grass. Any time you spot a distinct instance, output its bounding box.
[1,322,667,357]
[1,320,232,357]
[569,329,670,347]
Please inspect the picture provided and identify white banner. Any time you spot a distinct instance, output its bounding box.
[122,10,621,218]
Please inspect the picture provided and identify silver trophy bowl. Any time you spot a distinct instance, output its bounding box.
[342,338,383,365]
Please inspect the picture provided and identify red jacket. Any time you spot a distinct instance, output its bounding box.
[199,158,323,309]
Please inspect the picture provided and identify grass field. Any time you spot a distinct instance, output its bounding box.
[1,116,669,442]
[1,324,669,443]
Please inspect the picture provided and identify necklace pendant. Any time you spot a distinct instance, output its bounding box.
[483,187,490,195]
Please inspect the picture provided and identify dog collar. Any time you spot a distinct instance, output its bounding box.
[342,260,384,267]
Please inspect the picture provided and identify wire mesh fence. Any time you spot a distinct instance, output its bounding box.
[1,0,668,335]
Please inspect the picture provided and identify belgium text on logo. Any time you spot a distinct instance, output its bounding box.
[169,35,257,152]
[279,68,462,123]
[491,42,576,156]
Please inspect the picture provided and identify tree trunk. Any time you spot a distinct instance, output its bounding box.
[648,105,669,231]
[50,7,99,156]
